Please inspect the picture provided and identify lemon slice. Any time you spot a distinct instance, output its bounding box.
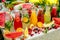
[4,29,10,34]
[29,24,34,29]
[24,27,28,38]
[22,17,28,23]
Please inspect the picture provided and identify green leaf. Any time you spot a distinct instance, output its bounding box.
[5,21,12,31]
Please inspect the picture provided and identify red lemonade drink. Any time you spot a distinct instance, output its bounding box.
[37,7,44,23]
[14,11,22,30]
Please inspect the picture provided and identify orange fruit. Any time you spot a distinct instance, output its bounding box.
[16,28,24,32]
[22,17,28,23]
[37,22,43,28]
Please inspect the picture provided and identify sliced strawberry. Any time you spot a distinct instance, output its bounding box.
[28,28,32,35]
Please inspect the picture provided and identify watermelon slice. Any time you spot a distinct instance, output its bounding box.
[53,18,60,29]
[54,23,60,29]
[5,32,23,38]
[22,3,33,9]
[53,17,60,25]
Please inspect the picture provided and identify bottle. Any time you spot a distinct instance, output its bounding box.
[37,6,44,23]
[0,29,4,40]
[44,6,51,23]
[22,8,29,29]
[14,10,22,30]
[22,8,29,23]
[30,9,38,26]
[51,5,57,19]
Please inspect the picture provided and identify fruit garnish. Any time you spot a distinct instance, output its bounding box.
[5,32,23,39]
[28,28,32,35]
[5,21,12,31]
[4,29,10,34]
[43,21,54,28]
[24,27,29,38]
[37,22,43,28]
[16,28,24,32]
[22,17,29,23]
[29,24,34,29]
[22,3,33,9]
[15,17,20,22]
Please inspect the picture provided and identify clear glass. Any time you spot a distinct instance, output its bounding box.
[22,8,29,29]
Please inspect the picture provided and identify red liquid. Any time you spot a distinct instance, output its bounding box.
[14,15,22,30]
[28,9,32,17]
[51,7,57,18]
[0,12,5,28]
[37,10,44,23]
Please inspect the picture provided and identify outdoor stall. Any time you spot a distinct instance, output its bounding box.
[0,0,60,40]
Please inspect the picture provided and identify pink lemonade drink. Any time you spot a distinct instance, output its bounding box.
[51,6,57,18]
[0,11,5,28]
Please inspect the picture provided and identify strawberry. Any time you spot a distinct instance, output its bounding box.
[28,28,32,35]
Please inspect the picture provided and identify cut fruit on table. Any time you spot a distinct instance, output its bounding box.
[37,22,43,28]
[5,32,23,38]
[16,28,24,32]
[53,18,60,25]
